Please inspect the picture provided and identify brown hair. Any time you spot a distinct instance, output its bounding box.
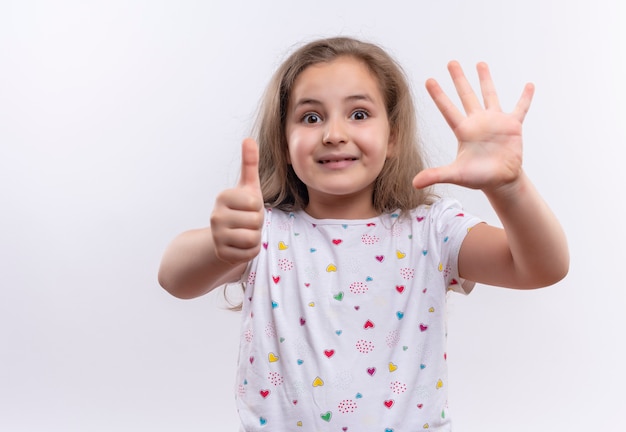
[254,36,434,214]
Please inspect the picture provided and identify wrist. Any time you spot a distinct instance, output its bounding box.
[482,171,529,205]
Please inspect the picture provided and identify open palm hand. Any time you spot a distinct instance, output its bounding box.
[413,61,535,194]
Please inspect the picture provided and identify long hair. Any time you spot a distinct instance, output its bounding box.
[254,36,434,214]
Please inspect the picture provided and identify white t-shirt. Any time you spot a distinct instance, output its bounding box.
[235,198,481,431]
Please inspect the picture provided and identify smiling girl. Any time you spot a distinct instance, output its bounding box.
[158,37,569,431]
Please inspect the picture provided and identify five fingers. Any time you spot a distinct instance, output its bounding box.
[416,62,534,190]
[426,61,534,128]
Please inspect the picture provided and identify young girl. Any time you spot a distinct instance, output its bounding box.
[158,37,569,431]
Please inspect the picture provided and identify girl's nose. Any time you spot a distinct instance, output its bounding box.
[323,118,347,145]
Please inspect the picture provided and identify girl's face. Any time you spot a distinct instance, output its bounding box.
[285,56,394,219]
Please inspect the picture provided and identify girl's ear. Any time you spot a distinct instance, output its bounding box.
[386,129,397,158]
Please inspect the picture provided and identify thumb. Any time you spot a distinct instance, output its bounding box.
[412,165,456,189]
[238,138,261,190]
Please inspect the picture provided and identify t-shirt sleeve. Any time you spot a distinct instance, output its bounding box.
[426,198,483,295]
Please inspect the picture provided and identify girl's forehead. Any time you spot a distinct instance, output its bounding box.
[290,56,384,103]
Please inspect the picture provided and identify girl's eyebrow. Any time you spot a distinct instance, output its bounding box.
[292,98,321,109]
[292,94,375,109]
[345,94,375,104]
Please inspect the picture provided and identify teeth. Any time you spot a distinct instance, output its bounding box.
[320,158,356,164]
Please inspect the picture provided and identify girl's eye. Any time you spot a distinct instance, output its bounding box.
[302,113,321,124]
[351,110,369,121]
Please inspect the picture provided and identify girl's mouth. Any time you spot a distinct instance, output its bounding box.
[318,157,357,164]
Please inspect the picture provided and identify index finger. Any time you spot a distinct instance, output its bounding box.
[426,78,464,130]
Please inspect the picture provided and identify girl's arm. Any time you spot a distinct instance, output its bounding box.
[413,61,569,289]
[158,139,265,299]
[158,227,248,299]
[458,172,569,289]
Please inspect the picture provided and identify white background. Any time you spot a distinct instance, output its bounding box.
[1,1,625,431]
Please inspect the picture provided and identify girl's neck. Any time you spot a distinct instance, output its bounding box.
[304,193,379,220]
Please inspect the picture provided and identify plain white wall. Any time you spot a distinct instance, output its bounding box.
[1,0,624,431]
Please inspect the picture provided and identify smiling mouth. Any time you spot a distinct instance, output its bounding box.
[318,158,357,164]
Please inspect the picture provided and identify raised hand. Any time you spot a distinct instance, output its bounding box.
[210,138,264,265]
[412,61,535,194]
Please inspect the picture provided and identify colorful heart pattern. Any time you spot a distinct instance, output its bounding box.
[236,200,479,429]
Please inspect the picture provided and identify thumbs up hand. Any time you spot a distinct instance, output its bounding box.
[211,138,265,265]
